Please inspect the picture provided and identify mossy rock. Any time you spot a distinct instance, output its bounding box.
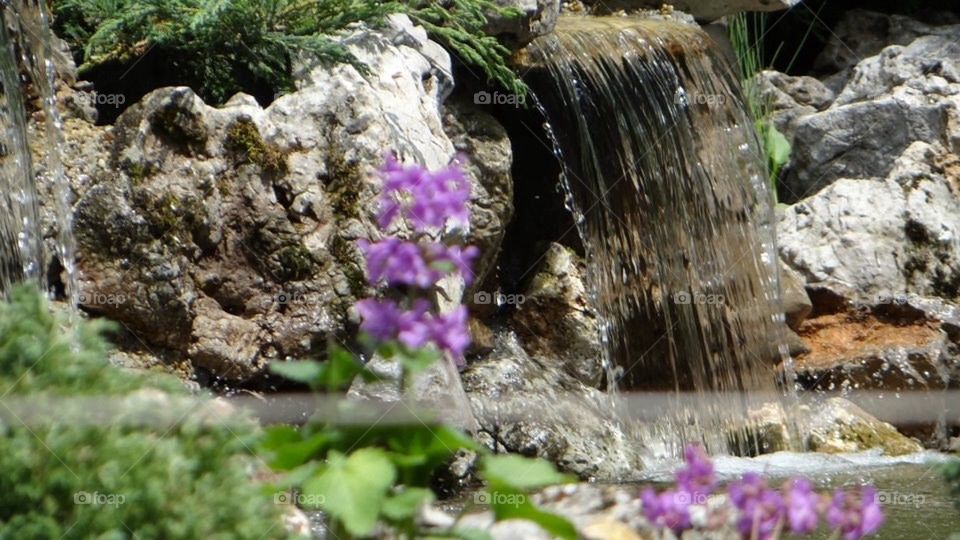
[806,398,924,456]
[225,118,288,175]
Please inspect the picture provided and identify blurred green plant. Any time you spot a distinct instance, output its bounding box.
[728,12,791,197]
[944,457,960,510]
[262,351,577,539]
[52,0,525,105]
[0,286,291,539]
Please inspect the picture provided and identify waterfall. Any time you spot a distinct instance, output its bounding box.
[524,16,798,455]
[0,1,78,304]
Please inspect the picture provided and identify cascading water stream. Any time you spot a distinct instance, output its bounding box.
[0,1,78,305]
[523,16,799,456]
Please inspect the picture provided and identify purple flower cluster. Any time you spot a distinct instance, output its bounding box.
[640,445,885,540]
[355,153,476,367]
[826,486,885,540]
[378,153,470,231]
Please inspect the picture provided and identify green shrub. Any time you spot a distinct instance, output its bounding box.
[0,286,291,539]
[52,0,524,105]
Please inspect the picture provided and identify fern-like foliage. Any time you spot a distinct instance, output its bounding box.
[52,0,525,105]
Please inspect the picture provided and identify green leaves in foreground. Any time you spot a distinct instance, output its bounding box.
[302,449,397,536]
[479,455,578,540]
[269,345,378,392]
[761,120,791,187]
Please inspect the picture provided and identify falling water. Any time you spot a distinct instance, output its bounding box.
[524,17,797,455]
[0,1,78,304]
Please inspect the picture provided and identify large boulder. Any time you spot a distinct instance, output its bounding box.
[778,142,960,301]
[67,15,514,381]
[777,14,960,201]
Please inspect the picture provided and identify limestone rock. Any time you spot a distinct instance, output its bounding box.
[778,142,960,302]
[67,15,514,381]
[777,14,960,201]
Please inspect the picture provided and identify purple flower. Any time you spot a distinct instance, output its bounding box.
[430,306,471,367]
[359,238,437,288]
[376,153,471,232]
[729,473,786,540]
[784,478,819,534]
[827,487,885,540]
[396,299,433,349]
[641,487,692,533]
[675,444,716,498]
[355,299,402,341]
[424,243,480,285]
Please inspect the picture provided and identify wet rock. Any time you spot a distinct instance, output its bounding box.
[510,243,603,387]
[485,0,561,47]
[780,260,812,331]
[66,15,514,381]
[462,331,644,480]
[805,397,924,456]
[747,398,924,455]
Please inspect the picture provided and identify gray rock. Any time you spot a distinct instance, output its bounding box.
[510,243,604,387]
[485,0,560,47]
[583,0,799,22]
[778,141,960,301]
[814,10,960,77]
[779,259,812,331]
[67,15,514,381]
[754,70,834,136]
[777,15,960,201]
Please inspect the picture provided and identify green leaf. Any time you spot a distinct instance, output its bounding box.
[301,449,397,536]
[764,123,791,169]
[261,429,331,471]
[486,485,577,540]
[480,455,574,491]
[398,347,441,375]
[269,360,323,385]
[451,528,494,540]
[381,487,435,521]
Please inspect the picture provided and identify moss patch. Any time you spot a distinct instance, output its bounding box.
[322,139,363,221]
[225,118,287,175]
